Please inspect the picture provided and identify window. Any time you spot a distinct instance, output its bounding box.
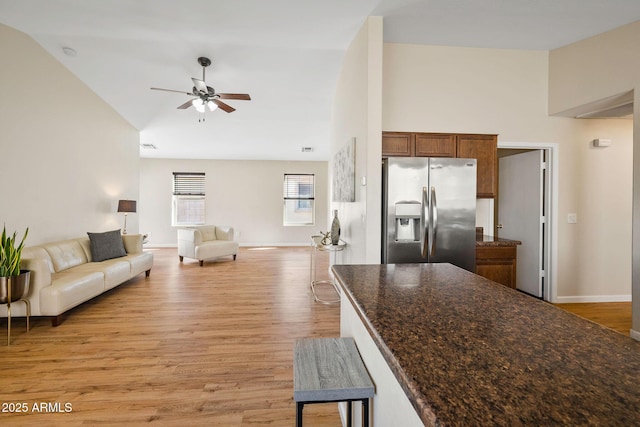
[172,172,205,226]
[283,174,315,226]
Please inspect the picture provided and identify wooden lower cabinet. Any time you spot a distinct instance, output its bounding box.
[475,245,517,289]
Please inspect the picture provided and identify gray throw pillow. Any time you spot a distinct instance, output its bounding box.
[87,229,127,262]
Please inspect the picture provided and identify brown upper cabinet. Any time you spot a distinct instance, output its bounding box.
[456,134,497,198]
[381,132,414,156]
[414,133,457,157]
[382,132,497,198]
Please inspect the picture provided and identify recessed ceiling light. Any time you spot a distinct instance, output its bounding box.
[62,46,77,57]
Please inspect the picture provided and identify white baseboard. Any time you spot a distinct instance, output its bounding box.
[554,294,632,303]
[631,329,640,342]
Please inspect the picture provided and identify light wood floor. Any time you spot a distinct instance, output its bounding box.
[0,247,341,426]
[554,302,632,335]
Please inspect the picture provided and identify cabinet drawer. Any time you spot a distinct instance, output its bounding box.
[476,245,516,260]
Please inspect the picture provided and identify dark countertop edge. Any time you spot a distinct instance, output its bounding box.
[332,267,437,425]
[476,235,521,246]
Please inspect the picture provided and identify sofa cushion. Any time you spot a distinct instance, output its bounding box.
[88,230,127,262]
[122,234,143,254]
[126,252,154,277]
[43,240,89,273]
[39,270,105,315]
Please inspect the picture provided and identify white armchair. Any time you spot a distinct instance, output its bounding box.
[177,225,239,266]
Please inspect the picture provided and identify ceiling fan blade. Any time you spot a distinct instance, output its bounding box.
[151,87,192,95]
[213,99,235,113]
[217,93,251,101]
[192,78,208,94]
[177,99,196,109]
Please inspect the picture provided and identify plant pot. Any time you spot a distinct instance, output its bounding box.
[0,270,30,304]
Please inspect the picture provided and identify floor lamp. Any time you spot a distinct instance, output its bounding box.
[117,200,136,234]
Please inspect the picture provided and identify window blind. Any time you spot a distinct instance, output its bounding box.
[173,172,205,196]
[284,174,314,200]
[283,174,315,226]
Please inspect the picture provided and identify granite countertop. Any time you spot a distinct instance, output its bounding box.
[332,263,640,426]
[476,234,521,246]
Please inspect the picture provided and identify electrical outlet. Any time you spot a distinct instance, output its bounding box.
[567,213,577,224]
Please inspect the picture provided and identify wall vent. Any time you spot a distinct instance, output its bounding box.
[301,147,314,153]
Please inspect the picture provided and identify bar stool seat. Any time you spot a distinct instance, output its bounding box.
[294,337,374,427]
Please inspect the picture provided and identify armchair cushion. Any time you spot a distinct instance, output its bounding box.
[200,227,217,242]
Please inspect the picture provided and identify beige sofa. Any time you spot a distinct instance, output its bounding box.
[178,225,239,266]
[1,233,153,326]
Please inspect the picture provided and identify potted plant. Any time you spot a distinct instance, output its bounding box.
[1,225,30,345]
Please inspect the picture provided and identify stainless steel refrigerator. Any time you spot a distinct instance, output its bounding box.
[382,157,477,272]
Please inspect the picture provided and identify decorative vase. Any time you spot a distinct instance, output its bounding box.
[0,270,30,304]
[330,210,341,245]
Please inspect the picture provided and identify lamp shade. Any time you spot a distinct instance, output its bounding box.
[117,200,137,213]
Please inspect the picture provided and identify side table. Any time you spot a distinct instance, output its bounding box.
[309,236,345,304]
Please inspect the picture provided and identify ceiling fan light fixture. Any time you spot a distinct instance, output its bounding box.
[207,100,218,111]
[192,98,205,113]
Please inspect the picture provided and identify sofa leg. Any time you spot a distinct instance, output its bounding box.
[179,255,184,262]
[145,269,151,277]
[51,315,64,327]
[199,260,204,267]
[233,254,237,260]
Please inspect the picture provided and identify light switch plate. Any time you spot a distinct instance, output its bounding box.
[568,213,577,224]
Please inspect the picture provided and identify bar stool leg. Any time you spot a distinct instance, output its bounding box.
[362,398,369,427]
[296,402,303,427]
[347,401,352,427]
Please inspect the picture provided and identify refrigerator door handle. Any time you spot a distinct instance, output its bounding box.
[420,186,429,258]
[430,186,438,257]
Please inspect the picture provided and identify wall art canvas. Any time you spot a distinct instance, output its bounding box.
[332,137,355,202]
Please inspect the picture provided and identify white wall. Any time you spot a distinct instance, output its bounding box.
[329,17,383,264]
[381,43,633,301]
[139,158,328,246]
[548,21,640,115]
[548,21,640,333]
[0,23,140,246]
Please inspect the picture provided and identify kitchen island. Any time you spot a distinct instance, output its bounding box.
[332,263,640,426]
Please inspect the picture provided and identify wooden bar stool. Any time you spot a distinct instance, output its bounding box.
[294,337,374,427]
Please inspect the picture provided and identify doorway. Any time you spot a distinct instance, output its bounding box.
[497,142,558,302]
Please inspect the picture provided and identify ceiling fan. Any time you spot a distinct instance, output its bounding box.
[151,57,251,118]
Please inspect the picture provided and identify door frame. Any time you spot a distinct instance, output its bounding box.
[497,141,558,302]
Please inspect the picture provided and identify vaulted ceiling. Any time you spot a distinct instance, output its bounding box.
[2,0,639,161]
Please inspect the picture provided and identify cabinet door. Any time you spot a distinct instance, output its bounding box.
[457,134,497,198]
[475,246,517,288]
[382,132,413,157]
[414,133,456,157]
